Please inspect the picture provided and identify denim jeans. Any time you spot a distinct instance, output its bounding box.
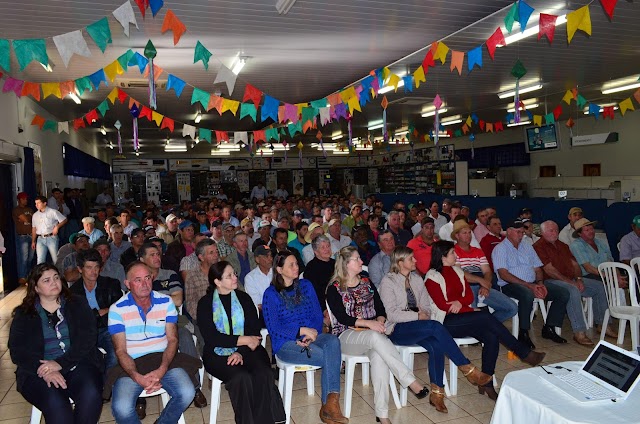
[501,282,570,330]
[276,333,341,403]
[388,320,470,388]
[545,278,608,332]
[469,285,518,323]
[36,235,59,264]
[97,328,117,372]
[112,367,195,424]
[16,234,34,278]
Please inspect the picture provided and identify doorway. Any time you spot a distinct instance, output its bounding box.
[0,164,19,293]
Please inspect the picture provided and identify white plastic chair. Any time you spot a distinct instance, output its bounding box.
[509,298,560,338]
[395,344,427,405]
[208,373,224,424]
[275,356,321,424]
[598,262,640,351]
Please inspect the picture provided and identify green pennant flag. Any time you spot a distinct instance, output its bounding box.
[310,99,327,109]
[191,88,210,109]
[288,122,302,137]
[86,17,112,53]
[0,39,10,71]
[117,49,134,71]
[42,120,57,132]
[577,94,587,109]
[240,103,257,121]
[504,2,518,33]
[97,100,110,116]
[545,112,555,125]
[144,40,157,59]
[199,128,212,143]
[193,41,212,70]
[454,129,462,137]
[301,107,317,123]
[266,128,280,141]
[75,76,93,95]
[13,39,48,71]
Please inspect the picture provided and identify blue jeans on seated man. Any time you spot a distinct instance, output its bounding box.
[469,284,518,323]
[16,234,35,279]
[98,327,117,372]
[544,278,608,333]
[36,235,59,264]
[112,367,195,424]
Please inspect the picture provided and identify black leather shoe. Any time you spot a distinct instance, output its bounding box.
[541,325,567,344]
[518,330,536,350]
[412,386,429,399]
[136,398,147,420]
[193,388,207,408]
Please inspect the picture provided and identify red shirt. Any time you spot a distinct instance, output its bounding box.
[480,233,504,271]
[407,236,434,277]
[533,238,579,280]
[425,267,475,314]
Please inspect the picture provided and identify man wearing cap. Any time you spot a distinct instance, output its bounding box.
[142,225,157,239]
[288,221,309,257]
[108,224,131,264]
[61,233,90,284]
[79,216,104,246]
[120,228,146,269]
[326,218,352,256]
[160,213,179,245]
[369,230,396,288]
[302,222,324,265]
[535,220,615,346]
[185,239,219,322]
[240,217,259,247]
[570,218,620,282]
[196,210,209,233]
[342,203,364,233]
[250,182,268,202]
[31,195,68,264]
[559,207,584,246]
[493,219,570,349]
[619,215,640,265]
[387,210,412,246]
[13,192,34,284]
[244,245,273,318]
[163,221,196,276]
[521,219,539,246]
[480,216,504,271]
[452,220,517,323]
[94,238,127,291]
[226,231,256,287]
[274,184,289,200]
[252,220,273,253]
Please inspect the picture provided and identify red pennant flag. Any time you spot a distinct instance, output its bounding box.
[243,84,263,108]
[479,120,486,130]
[31,115,46,129]
[495,121,504,132]
[139,106,153,121]
[422,50,436,71]
[553,104,563,120]
[446,129,453,137]
[485,28,505,60]
[462,124,469,134]
[84,109,99,124]
[59,81,75,98]
[603,106,615,119]
[538,14,558,44]
[160,117,174,132]
[634,88,640,104]
[73,117,86,130]
[114,88,127,104]
[600,0,618,20]
[134,0,149,18]
[253,130,266,143]
[215,131,230,142]
[21,82,41,100]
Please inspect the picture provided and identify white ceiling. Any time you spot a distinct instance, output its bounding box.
[1,0,639,156]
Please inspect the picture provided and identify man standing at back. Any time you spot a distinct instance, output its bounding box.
[559,207,584,246]
[31,196,67,264]
[13,192,34,285]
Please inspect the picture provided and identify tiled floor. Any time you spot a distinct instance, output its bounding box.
[0,287,630,423]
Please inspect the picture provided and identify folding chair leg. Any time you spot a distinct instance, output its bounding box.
[600,310,610,342]
[343,361,356,417]
[618,319,628,345]
[389,371,401,410]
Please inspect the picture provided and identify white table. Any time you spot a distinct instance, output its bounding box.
[490,361,640,424]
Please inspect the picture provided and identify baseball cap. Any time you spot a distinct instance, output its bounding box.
[222,223,235,231]
[241,217,252,227]
[506,219,524,229]
[17,192,28,200]
[254,245,272,257]
[350,204,362,212]
[633,215,640,226]
[178,220,194,230]
[197,210,206,216]
[166,213,178,222]
[568,207,583,216]
[69,233,89,244]
[144,236,163,244]
[328,218,340,227]
[293,210,304,217]
[257,202,266,207]
[211,220,222,228]
[258,220,272,229]
[519,207,533,214]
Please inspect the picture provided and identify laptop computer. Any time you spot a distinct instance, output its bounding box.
[540,340,640,403]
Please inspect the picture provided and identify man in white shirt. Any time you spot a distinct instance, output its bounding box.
[250,183,268,202]
[326,218,351,256]
[119,209,138,237]
[427,201,448,234]
[274,184,289,200]
[473,207,490,243]
[558,207,584,245]
[47,188,70,216]
[244,245,273,318]
[31,195,68,264]
[95,187,113,205]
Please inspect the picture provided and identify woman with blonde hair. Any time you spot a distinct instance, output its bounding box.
[326,246,430,422]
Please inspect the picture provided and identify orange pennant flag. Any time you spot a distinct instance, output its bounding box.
[41,82,62,99]
[278,106,286,123]
[327,93,341,106]
[450,51,464,75]
[462,123,469,134]
[31,115,46,129]
[486,122,494,133]
[128,97,140,110]
[207,95,223,113]
[633,88,640,104]
[161,10,187,45]
[143,63,164,81]
[21,82,41,100]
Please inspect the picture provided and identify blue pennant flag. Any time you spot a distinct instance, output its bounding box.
[467,46,483,72]
[261,95,279,122]
[588,103,601,119]
[129,52,149,74]
[359,88,371,107]
[506,112,514,122]
[403,76,414,93]
[88,69,108,89]
[518,1,535,32]
[149,0,164,16]
[471,113,479,124]
[166,74,186,98]
[361,75,374,93]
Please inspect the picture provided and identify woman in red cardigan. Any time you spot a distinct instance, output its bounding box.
[424,240,546,400]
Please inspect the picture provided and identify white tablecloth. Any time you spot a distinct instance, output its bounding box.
[490,361,640,424]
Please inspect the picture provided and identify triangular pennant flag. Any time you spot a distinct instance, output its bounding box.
[603,106,615,119]
[347,95,361,114]
[413,66,426,88]
[562,90,574,105]
[128,97,140,109]
[86,17,112,53]
[234,132,248,145]
[134,0,148,18]
[151,111,163,126]
[104,60,125,82]
[59,81,75,98]
[566,117,575,128]
[422,50,435,71]
[577,94,587,109]
[340,86,357,104]
[243,83,263,107]
[41,121,56,132]
[31,115,46,130]
[193,41,212,70]
[191,87,210,109]
[107,87,119,104]
[495,121,504,132]
[261,95,279,122]
[466,115,473,127]
[567,5,592,44]
[113,1,139,37]
[462,123,469,134]
[467,46,483,72]
[619,98,634,116]
[96,100,110,116]
[433,42,449,64]
[129,52,148,73]
[221,98,240,115]
[265,128,279,142]
[166,74,186,98]
[285,103,299,123]
[450,51,464,75]
[479,120,486,131]
[161,10,187,45]
[160,117,175,132]
[544,112,555,124]
[74,77,92,95]
[240,103,257,121]
[88,69,108,89]
[387,74,401,92]
[600,0,618,20]
[287,122,302,137]
[58,122,69,134]
[117,88,128,104]
[517,1,535,32]
[149,0,164,17]
[13,39,48,71]
[117,49,134,71]
[139,106,153,121]
[402,76,414,93]
[538,14,558,44]
[52,30,91,67]
[21,82,41,100]
[215,131,230,142]
[182,124,196,139]
[504,2,518,33]
[199,128,212,143]
[207,95,223,114]
[0,39,9,72]
[319,107,331,125]
[213,65,238,95]
[486,122,494,133]
[142,63,163,81]
[41,83,61,99]
[73,117,86,130]
[486,27,505,60]
[85,109,99,124]
[253,130,266,143]
[553,104,563,120]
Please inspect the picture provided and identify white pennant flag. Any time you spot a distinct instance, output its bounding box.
[112,1,139,37]
[182,124,197,139]
[52,30,92,67]
[234,132,248,144]
[213,65,238,96]
[319,107,331,126]
[58,122,69,134]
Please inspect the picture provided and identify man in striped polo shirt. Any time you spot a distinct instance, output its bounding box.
[108,262,195,423]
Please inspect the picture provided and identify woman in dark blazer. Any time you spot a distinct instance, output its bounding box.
[9,263,103,424]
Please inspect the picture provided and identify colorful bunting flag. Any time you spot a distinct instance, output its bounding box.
[562,90,574,104]
[182,124,196,139]
[134,0,148,18]
[104,60,124,82]
[240,103,257,121]
[261,95,279,122]
[517,1,535,32]
[538,14,558,44]
[191,88,210,109]
[59,81,75,98]
[161,10,187,45]
[41,83,61,99]
[207,95,223,114]
[151,111,163,126]
[73,117,86,130]
[117,88,128,104]
[129,52,148,73]
[504,2,518,33]
[13,39,48,71]
[577,94,587,109]
[88,69,108,90]
[199,128,212,143]
[166,74,186,97]
[600,0,618,20]
[243,84,263,108]
[434,42,449,64]
[149,0,164,16]
[0,39,9,71]
[422,50,435,71]
[221,98,240,115]
[567,5,592,44]
[160,117,174,132]
[85,109,99,124]
[467,46,482,72]
[3,78,24,97]
[588,103,601,119]
[619,98,634,116]
[214,64,238,95]
[96,100,110,116]
[603,106,615,119]
[86,17,112,53]
[533,115,542,126]
[112,1,139,37]
[413,66,426,88]
[117,49,134,71]
[194,41,212,70]
[31,115,46,130]
[52,30,92,67]
[58,122,69,134]
[450,51,464,75]
[486,28,505,60]
[553,104,563,120]
[21,82,41,100]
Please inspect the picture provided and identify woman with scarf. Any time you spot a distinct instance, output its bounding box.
[198,260,283,424]
[262,251,347,424]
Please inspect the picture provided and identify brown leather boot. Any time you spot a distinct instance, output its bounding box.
[458,364,492,386]
[521,350,546,367]
[429,384,447,413]
[319,393,349,424]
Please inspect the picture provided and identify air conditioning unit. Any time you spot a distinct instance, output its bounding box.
[116,79,167,89]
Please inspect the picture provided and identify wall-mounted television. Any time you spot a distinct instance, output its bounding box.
[524,123,560,153]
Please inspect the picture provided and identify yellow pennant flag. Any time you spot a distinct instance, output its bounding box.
[619,98,635,116]
[381,67,391,81]
[413,66,426,88]
[103,61,124,82]
[340,87,357,105]
[221,99,240,115]
[347,95,361,114]
[41,82,61,99]
[567,5,592,44]
[562,90,574,105]
[151,111,164,126]
[424,134,431,143]
[533,115,543,126]
[465,115,473,127]
[296,103,307,116]
[107,87,119,104]
[387,74,401,92]
[450,51,464,75]
[434,42,449,64]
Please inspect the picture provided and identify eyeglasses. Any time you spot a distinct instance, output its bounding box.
[222,272,237,280]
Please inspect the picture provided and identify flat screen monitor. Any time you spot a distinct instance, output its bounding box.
[524,123,560,153]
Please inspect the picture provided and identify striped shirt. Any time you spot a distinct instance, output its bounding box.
[492,238,543,287]
[108,291,178,359]
[454,245,488,274]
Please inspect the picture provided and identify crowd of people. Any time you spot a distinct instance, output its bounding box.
[7,185,640,424]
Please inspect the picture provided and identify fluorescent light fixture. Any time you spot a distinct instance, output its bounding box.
[194,111,202,123]
[602,81,640,95]
[100,126,107,135]
[507,120,531,127]
[68,93,81,104]
[378,71,407,94]
[367,120,384,131]
[421,107,448,118]
[331,133,343,140]
[217,143,241,150]
[256,149,275,156]
[135,151,140,156]
[108,142,114,149]
[332,150,350,155]
[440,115,462,126]
[507,103,539,113]
[210,150,231,156]
[435,131,451,138]
[504,15,567,45]
[275,0,297,14]
[498,83,543,99]
[232,58,246,75]
[165,144,187,152]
